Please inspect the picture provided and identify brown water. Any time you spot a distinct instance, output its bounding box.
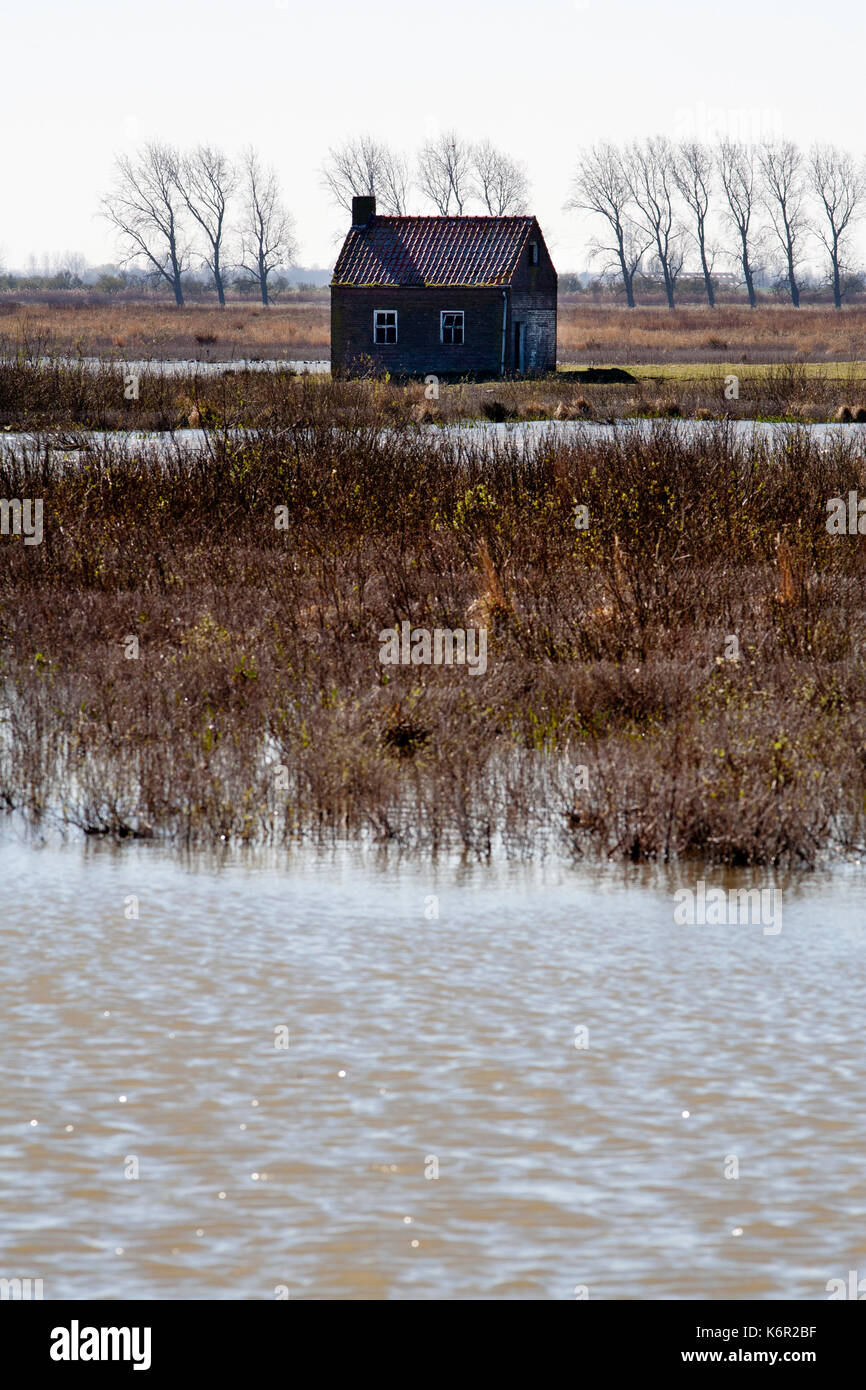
[1,834,865,1300]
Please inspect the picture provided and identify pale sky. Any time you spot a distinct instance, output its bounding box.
[3,0,865,274]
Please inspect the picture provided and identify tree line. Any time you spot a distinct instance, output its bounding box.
[569,138,865,309]
[99,132,529,307]
[98,134,866,308]
[102,144,297,307]
[322,131,529,217]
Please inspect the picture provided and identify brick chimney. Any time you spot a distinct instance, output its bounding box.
[351,195,376,227]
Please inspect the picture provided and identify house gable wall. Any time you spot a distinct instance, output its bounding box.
[509,218,558,298]
[506,219,557,374]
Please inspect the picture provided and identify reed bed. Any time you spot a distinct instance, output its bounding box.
[2,387,866,864]
[3,342,866,431]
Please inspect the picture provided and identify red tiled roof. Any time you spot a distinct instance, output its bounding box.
[331,216,535,288]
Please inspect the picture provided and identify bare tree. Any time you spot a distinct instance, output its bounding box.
[759,139,808,307]
[47,250,88,286]
[322,135,410,214]
[673,141,716,307]
[590,226,648,304]
[101,142,188,305]
[379,147,411,216]
[471,140,529,214]
[238,149,297,306]
[322,134,378,208]
[717,140,761,308]
[809,144,865,309]
[179,145,236,305]
[417,130,474,214]
[625,137,684,309]
[566,143,650,308]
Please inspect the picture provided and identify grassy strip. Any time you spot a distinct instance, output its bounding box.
[568,361,866,383]
[4,347,866,430]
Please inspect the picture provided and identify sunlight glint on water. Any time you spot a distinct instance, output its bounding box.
[1,836,865,1300]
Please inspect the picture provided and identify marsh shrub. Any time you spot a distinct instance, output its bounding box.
[1,339,864,430]
[2,409,866,863]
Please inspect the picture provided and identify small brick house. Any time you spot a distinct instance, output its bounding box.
[330,196,557,379]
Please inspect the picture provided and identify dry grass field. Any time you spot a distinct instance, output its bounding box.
[556,303,866,366]
[3,294,866,368]
[0,294,330,361]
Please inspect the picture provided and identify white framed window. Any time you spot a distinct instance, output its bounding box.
[373,309,397,344]
[529,241,539,266]
[441,310,464,345]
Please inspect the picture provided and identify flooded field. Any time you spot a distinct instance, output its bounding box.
[2,417,865,462]
[1,834,865,1300]
[38,356,330,376]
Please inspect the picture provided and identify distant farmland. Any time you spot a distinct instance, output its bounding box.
[3,293,866,368]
